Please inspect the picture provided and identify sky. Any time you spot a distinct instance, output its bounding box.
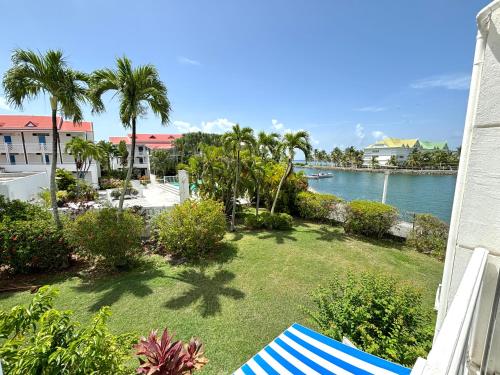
[0,0,491,152]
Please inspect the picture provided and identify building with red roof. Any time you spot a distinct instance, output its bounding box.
[109,133,182,176]
[0,114,99,185]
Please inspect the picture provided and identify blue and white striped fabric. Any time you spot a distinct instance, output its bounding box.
[233,323,411,375]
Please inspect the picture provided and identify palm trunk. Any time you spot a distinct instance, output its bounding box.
[230,150,240,232]
[271,160,292,215]
[119,117,136,212]
[50,104,62,228]
[255,184,260,216]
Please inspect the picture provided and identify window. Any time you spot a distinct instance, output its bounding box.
[9,154,15,165]
[138,157,144,164]
[38,135,46,144]
[45,154,50,164]
[138,146,144,152]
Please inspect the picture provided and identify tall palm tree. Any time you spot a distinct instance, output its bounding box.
[90,57,170,211]
[222,124,255,231]
[2,49,90,227]
[257,131,281,161]
[330,147,343,167]
[271,131,311,214]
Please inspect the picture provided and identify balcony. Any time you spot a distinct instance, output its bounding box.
[1,143,54,154]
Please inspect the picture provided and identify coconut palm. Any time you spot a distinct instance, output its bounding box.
[2,49,90,227]
[271,131,311,214]
[65,137,102,179]
[223,124,255,231]
[90,56,170,211]
[330,147,343,167]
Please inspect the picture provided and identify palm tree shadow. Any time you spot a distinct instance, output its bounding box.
[73,268,165,312]
[257,230,298,244]
[164,269,245,317]
[312,225,346,242]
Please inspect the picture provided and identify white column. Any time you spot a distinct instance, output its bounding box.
[178,169,190,203]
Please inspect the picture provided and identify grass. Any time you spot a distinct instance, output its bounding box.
[0,221,443,374]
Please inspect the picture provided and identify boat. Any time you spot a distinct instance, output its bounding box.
[306,172,334,179]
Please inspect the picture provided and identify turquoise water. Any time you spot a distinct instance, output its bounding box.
[298,168,456,223]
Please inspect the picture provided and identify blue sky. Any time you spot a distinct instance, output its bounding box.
[0,0,490,150]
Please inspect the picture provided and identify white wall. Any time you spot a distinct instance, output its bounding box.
[0,172,49,201]
[1,163,99,186]
[437,2,500,372]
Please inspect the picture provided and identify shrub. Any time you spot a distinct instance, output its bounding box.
[408,214,449,260]
[154,199,226,259]
[111,187,139,200]
[0,196,49,221]
[244,213,265,229]
[344,200,398,238]
[0,287,134,374]
[99,177,124,190]
[296,191,342,222]
[135,328,207,374]
[0,217,70,274]
[56,168,77,190]
[64,208,144,268]
[243,212,293,230]
[305,271,434,366]
[67,180,98,202]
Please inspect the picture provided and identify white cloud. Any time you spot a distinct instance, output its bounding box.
[355,123,365,143]
[0,97,10,111]
[177,56,201,66]
[356,106,387,112]
[173,118,235,134]
[410,73,471,90]
[271,119,284,130]
[371,130,386,140]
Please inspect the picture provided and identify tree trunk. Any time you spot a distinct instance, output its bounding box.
[255,184,260,216]
[50,103,62,228]
[230,149,240,232]
[119,118,136,212]
[271,159,292,215]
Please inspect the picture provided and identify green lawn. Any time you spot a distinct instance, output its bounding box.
[0,222,443,374]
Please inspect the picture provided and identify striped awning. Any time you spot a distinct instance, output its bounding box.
[234,323,411,375]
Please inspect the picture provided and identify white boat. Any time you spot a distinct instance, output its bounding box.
[306,172,334,179]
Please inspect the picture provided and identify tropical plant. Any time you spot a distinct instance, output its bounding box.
[305,271,433,366]
[2,49,90,227]
[65,137,102,179]
[296,191,342,222]
[370,155,380,168]
[330,147,343,167]
[55,168,77,190]
[154,199,226,259]
[222,124,255,231]
[387,155,398,167]
[96,140,117,172]
[90,56,171,212]
[408,214,449,260]
[344,200,398,238]
[271,131,311,214]
[242,152,266,215]
[257,131,281,161]
[150,149,177,176]
[0,287,134,374]
[135,328,207,375]
[117,140,129,169]
[64,207,144,268]
[406,148,423,169]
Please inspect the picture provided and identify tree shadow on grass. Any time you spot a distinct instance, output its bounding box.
[73,267,166,312]
[312,225,346,243]
[164,269,245,317]
[257,229,298,244]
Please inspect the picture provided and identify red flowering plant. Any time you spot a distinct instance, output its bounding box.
[135,328,207,375]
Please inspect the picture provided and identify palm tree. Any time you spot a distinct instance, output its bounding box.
[330,147,343,167]
[257,131,281,161]
[65,137,102,179]
[370,156,380,169]
[271,131,311,214]
[90,57,170,211]
[2,49,90,227]
[388,155,398,167]
[222,124,255,231]
[96,140,117,173]
[117,140,129,169]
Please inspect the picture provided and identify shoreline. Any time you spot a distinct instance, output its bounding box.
[297,164,458,176]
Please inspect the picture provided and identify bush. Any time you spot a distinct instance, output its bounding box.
[408,214,448,260]
[56,168,77,191]
[0,287,134,374]
[0,196,49,221]
[102,169,128,179]
[154,199,226,259]
[305,271,434,366]
[67,180,98,202]
[0,217,70,274]
[244,212,293,230]
[64,208,144,268]
[296,191,342,222]
[111,187,139,200]
[344,200,398,238]
[99,177,125,190]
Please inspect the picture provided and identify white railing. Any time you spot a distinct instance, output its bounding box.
[411,247,490,375]
[1,143,54,153]
[163,175,179,185]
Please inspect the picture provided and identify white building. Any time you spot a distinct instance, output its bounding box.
[0,115,99,185]
[363,138,448,166]
[109,133,182,177]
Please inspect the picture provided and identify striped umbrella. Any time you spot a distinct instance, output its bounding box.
[234,323,411,375]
